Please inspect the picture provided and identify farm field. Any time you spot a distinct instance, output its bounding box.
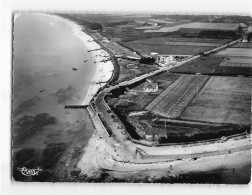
[123,37,230,55]
[219,57,252,68]
[144,22,195,33]
[124,37,231,44]
[214,48,252,57]
[145,74,209,118]
[170,56,252,76]
[144,22,239,33]
[231,42,252,48]
[102,26,161,42]
[124,43,213,55]
[179,76,252,126]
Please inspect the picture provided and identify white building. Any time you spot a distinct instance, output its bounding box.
[143,79,158,92]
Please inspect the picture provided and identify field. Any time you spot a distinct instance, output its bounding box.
[144,22,239,33]
[113,58,159,84]
[214,48,252,57]
[145,75,209,118]
[219,57,252,68]
[179,76,252,125]
[144,22,195,33]
[123,37,229,55]
[231,42,252,48]
[171,56,252,76]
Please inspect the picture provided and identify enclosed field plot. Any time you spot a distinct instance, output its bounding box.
[214,48,252,57]
[123,37,228,55]
[231,42,252,48]
[123,44,214,56]
[179,76,252,126]
[113,58,159,84]
[145,74,209,118]
[219,57,252,68]
[171,56,252,76]
[124,37,231,45]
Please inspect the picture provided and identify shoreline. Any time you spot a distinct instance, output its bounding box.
[47,13,114,105]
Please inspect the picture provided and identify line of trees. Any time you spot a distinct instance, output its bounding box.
[139,57,155,64]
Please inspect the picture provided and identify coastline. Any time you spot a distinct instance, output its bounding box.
[46,13,114,105]
[12,13,100,182]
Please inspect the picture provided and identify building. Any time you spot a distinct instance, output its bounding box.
[143,22,152,27]
[239,23,248,32]
[157,55,177,66]
[143,79,158,92]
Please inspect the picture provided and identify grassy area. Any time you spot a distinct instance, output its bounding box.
[102,27,161,42]
[214,48,252,57]
[179,76,252,125]
[231,42,252,48]
[122,37,229,55]
[111,58,159,84]
[171,56,252,76]
[123,43,215,55]
[124,37,231,44]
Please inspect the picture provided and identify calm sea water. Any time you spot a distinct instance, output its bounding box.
[13,13,96,148]
[13,13,95,105]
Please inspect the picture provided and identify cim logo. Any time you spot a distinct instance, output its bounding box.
[17,167,42,176]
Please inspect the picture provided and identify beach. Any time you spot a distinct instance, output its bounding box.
[12,13,113,181]
[48,14,114,105]
[77,124,251,183]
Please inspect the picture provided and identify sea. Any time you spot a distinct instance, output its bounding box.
[13,13,96,105]
[13,13,95,155]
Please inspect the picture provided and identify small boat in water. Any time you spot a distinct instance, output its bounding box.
[72,67,78,71]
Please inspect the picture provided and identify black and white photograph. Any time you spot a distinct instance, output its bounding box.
[1,0,252,193]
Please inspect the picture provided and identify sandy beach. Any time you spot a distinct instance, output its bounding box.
[77,123,251,183]
[47,14,114,105]
[12,13,113,181]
